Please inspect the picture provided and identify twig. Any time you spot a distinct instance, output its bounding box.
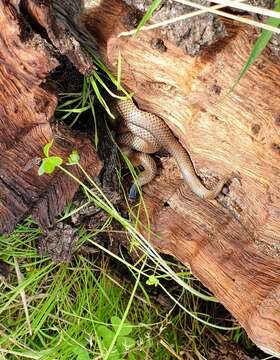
[201,0,280,20]
[118,0,280,37]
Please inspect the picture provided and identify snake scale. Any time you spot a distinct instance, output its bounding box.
[111,97,227,200]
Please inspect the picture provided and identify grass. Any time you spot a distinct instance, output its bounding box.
[0,218,262,359]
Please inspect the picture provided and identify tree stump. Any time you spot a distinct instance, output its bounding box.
[81,0,280,356]
[0,1,101,233]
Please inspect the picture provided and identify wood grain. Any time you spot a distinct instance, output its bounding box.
[81,0,280,355]
[0,1,101,233]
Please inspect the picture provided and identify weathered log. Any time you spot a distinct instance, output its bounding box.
[123,0,227,56]
[80,0,280,356]
[0,1,101,234]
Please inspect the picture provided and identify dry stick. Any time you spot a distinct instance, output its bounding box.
[159,339,185,360]
[197,0,280,20]
[118,0,280,37]
[175,0,280,32]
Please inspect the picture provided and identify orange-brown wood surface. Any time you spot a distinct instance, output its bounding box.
[81,0,280,356]
[0,1,101,233]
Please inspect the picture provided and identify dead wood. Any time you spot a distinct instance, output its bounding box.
[0,1,101,234]
[208,340,259,360]
[123,0,226,56]
[81,0,280,356]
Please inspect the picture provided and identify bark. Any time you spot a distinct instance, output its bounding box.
[80,0,280,356]
[0,1,101,234]
[123,0,226,56]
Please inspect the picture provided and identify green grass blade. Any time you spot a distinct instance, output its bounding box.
[103,258,146,360]
[87,76,115,118]
[233,0,280,89]
[135,0,162,36]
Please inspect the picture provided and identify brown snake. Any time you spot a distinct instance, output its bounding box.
[111,97,227,200]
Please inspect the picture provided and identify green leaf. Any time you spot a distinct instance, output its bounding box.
[97,325,115,348]
[50,156,63,166]
[146,275,159,286]
[49,156,63,172]
[234,0,280,88]
[77,351,91,360]
[116,336,135,352]
[72,345,91,360]
[68,149,80,165]
[44,158,55,173]
[111,316,132,336]
[106,347,120,360]
[135,0,162,36]
[43,140,54,157]
[39,156,63,174]
[97,325,121,360]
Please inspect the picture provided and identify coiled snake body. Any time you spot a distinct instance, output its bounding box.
[111,97,227,200]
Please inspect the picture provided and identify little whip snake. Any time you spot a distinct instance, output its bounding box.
[111,96,227,200]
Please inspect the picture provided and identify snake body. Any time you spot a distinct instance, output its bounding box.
[112,97,227,200]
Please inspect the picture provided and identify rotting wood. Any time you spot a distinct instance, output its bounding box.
[80,0,280,356]
[123,0,227,56]
[0,1,101,234]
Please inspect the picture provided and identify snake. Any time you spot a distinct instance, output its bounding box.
[111,97,227,200]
